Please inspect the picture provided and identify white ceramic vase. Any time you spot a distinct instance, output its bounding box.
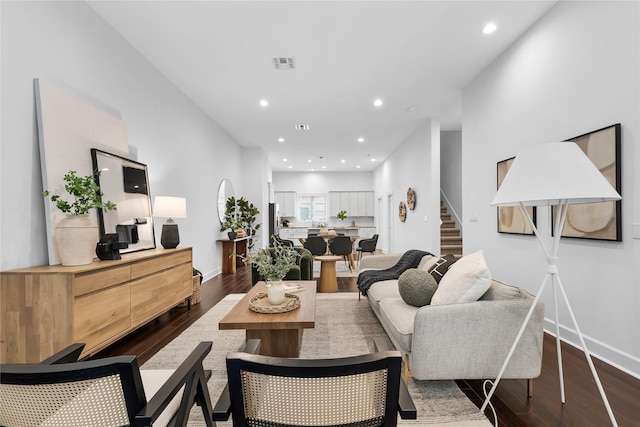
[267,280,285,305]
[54,214,99,266]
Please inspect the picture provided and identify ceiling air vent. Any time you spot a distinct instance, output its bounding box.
[295,124,310,130]
[273,57,295,70]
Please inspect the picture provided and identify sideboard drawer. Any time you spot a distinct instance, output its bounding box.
[74,265,131,297]
[130,272,168,325]
[74,283,131,354]
[130,249,191,280]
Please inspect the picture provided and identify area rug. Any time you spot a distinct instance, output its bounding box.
[143,293,491,426]
[312,259,360,277]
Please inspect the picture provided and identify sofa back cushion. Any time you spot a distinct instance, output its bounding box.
[431,250,492,305]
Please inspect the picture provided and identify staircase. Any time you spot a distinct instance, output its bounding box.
[440,202,463,258]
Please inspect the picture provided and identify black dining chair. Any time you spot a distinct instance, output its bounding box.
[303,235,327,256]
[272,234,295,247]
[356,234,379,263]
[328,235,353,271]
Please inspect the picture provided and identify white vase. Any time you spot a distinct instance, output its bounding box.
[54,214,99,266]
[267,280,285,305]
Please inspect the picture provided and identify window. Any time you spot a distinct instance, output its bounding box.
[298,194,326,222]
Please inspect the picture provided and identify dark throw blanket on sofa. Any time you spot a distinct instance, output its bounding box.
[357,249,433,296]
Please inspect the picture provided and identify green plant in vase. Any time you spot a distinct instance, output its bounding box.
[337,210,348,221]
[238,240,299,304]
[220,196,239,239]
[43,170,117,266]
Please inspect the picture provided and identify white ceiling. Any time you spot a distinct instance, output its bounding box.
[88,1,557,172]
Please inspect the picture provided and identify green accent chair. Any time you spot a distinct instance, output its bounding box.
[251,247,313,286]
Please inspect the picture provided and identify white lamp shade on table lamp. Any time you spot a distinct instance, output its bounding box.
[153,196,187,249]
[491,142,620,207]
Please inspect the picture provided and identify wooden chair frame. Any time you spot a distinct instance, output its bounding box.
[0,342,214,427]
[214,339,416,426]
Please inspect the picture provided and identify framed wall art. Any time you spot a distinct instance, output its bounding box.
[552,123,621,241]
[496,157,536,235]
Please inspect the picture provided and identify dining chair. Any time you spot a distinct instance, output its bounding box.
[304,235,327,256]
[356,234,379,263]
[0,342,215,427]
[328,235,353,271]
[214,339,416,427]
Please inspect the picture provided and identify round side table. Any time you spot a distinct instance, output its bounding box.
[315,255,342,292]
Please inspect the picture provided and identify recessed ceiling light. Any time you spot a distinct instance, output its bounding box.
[259,99,269,107]
[288,165,292,169]
[341,159,346,163]
[358,137,365,143]
[307,159,312,163]
[278,137,285,142]
[483,22,497,34]
[356,165,361,169]
[373,98,383,107]
[322,165,326,169]
[311,168,315,171]
[370,158,376,162]
[283,158,288,162]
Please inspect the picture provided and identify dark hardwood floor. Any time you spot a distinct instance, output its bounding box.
[95,265,640,426]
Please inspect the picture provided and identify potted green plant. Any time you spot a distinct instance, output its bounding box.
[337,210,348,221]
[236,197,261,251]
[43,170,117,266]
[220,196,239,239]
[238,241,299,305]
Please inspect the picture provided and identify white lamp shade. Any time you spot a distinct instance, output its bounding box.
[153,196,187,218]
[491,142,621,207]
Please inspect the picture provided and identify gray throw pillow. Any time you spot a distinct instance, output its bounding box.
[398,268,438,307]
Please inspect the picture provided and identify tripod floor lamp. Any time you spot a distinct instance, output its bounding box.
[483,142,621,426]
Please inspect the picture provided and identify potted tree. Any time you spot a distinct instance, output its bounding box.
[220,196,239,239]
[43,170,117,266]
[236,197,261,251]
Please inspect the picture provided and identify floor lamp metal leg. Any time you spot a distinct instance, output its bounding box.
[553,273,618,426]
[550,271,566,403]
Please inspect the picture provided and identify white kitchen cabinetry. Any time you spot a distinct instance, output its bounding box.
[328,191,374,216]
[275,191,297,217]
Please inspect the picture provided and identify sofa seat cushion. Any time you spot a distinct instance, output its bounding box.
[367,280,401,316]
[431,250,492,305]
[378,297,419,353]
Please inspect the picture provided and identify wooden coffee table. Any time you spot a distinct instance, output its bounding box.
[218,281,316,357]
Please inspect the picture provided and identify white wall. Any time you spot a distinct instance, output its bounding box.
[440,130,462,229]
[462,1,640,377]
[373,119,440,255]
[0,1,244,279]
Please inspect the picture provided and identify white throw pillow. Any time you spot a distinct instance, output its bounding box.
[431,250,491,305]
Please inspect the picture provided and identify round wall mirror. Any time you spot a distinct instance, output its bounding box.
[217,179,235,223]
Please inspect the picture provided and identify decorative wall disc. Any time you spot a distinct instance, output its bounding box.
[407,187,416,210]
[399,201,407,222]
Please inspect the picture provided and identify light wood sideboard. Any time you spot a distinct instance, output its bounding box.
[0,247,192,363]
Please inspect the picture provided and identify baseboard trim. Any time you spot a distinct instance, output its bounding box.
[543,318,640,380]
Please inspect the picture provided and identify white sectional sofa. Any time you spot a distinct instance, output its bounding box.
[359,252,544,383]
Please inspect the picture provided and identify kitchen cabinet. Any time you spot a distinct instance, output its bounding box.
[328,191,374,216]
[275,191,297,217]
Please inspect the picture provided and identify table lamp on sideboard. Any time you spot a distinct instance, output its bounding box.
[153,196,187,249]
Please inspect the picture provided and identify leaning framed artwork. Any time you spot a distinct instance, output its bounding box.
[496,157,536,235]
[552,123,621,241]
